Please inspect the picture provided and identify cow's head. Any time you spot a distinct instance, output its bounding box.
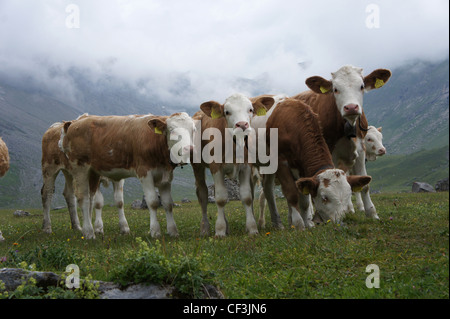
[148,112,196,165]
[305,66,392,126]
[296,169,371,223]
[365,126,386,161]
[200,93,275,136]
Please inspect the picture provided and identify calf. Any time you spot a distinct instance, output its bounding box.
[265,98,371,224]
[41,118,130,235]
[0,136,9,242]
[352,126,386,213]
[192,93,274,237]
[60,112,196,239]
[292,65,391,218]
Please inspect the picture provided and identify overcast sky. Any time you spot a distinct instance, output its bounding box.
[0,0,448,107]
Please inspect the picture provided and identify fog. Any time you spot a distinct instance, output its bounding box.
[0,0,448,109]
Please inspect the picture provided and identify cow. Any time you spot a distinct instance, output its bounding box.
[264,98,372,225]
[292,65,391,219]
[41,118,130,235]
[352,126,385,213]
[192,93,274,237]
[0,136,9,242]
[60,112,196,239]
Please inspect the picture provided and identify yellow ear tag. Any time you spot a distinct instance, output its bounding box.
[302,188,310,195]
[211,108,222,119]
[374,78,385,89]
[352,186,363,192]
[256,108,267,116]
[319,86,330,94]
[154,127,163,135]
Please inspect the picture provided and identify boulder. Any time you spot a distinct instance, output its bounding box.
[181,197,191,203]
[0,268,224,299]
[207,177,241,203]
[435,177,449,192]
[412,182,436,193]
[13,210,30,217]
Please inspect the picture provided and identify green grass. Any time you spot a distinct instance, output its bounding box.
[0,192,448,299]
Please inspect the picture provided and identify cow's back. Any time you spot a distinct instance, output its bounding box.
[63,115,172,176]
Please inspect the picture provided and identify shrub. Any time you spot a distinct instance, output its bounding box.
[110,237,214,298]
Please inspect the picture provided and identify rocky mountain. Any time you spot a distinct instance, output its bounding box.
[0,58,448,208]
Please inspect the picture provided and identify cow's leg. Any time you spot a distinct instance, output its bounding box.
[93,189,104,235]
[73,169,96,240]
[258,189,266,229]
[212,169,228,237]
[239,165,258,235]
[158,180,179,237]
[261,173,284,229]
[41,168,58,234]
[277,165,305,231]
[140,174,162,238]
[298,193,315,228]
[193,164,210,236]
[113,180,130,234]
[61,171,81,231]
[352,151,379,219]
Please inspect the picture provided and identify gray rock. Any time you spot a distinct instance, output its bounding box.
[412,182,436,193]
[435,177,449,192]
[13,210,30,217]
[207,177,241,202]
[0,268,224,299]
[0,268,60,291]
[100,283,174,299]
[181,197,191,203]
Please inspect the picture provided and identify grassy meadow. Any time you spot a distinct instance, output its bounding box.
[0,192,448,299]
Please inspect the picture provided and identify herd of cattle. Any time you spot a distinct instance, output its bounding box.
[0,65,390,241]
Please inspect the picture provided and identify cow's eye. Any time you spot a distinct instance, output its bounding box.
[322,196,329,204]
[225,111,230,116]
[249,109,254,113]
[334,88,339,94]
[367,138,373,142]
[360,84,365,90]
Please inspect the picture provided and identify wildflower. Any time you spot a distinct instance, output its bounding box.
[67,238,70,242]
[0,256,7,263]
[81,236,84,240]
[12,242,19,246]
[265,232,270,236]
[327,219,331,223]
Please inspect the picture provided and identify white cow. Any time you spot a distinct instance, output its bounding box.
[352,126,386,213]
[192,93,275,237]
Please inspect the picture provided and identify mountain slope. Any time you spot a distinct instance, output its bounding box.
[363,59,449,154]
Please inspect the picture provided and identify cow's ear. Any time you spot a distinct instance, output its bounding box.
[148,117,167,135]
[252,96,275,116]
[296,177,319,198]
[347,175,372,192]
[363,69,392,91]
[200,101,224,119]
[63,121,72,134]
[305,76,333,94]
[377,127,382,133]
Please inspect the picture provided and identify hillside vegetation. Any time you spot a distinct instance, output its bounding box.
[0,192,448,299]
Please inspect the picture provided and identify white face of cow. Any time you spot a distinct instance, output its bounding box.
[297,169,372,223]
[305,66,392,126]
[330,66,365,125]
[200,93,275,137]
[148,112,196,164]
[365,126,386,161]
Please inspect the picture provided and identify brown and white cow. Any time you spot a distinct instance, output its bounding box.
[60,112,196,239]
[192,93,274,237]
[41,118,130,235]
[0,136,10,242]
[292,65,391,219]
[265,98,372,224]
[351,126,386,213]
